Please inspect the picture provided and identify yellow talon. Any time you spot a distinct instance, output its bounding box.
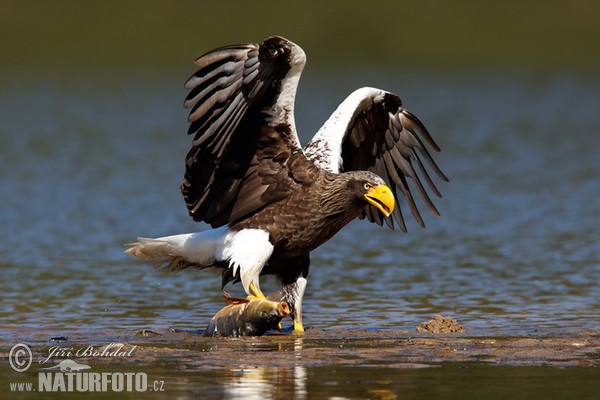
[293,320,305,333]
[247,282,267,301]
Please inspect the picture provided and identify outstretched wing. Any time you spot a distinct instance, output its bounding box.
[181,36,307,227]
[305,87,448,232]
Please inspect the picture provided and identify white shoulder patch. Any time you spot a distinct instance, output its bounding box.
[305,87,384,172]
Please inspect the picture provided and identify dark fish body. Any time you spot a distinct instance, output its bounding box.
[204,293,290,337]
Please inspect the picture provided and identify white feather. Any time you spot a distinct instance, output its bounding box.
[126,226,273,295]
[125,227,226,267]
[218,229,274,294]
[306,87,385,172]
[290,277,307,326]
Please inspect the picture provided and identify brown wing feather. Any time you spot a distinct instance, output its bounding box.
[181,36,304,227]
[228,125,306,223]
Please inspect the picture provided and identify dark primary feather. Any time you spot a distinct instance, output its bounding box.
[181,36,447,235]
[340,92,448,232]
[181,37,301,227]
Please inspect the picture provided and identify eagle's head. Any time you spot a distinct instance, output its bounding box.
[347,171,395,217]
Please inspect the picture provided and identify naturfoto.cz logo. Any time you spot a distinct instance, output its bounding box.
[8,343,165,393]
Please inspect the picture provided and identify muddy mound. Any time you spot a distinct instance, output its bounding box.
[416,314,464,334]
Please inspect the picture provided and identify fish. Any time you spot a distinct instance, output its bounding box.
[204,292,291,337]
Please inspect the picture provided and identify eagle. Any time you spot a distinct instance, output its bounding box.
[125,36,447,332]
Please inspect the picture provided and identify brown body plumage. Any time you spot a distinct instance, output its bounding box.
[234,168,384,255]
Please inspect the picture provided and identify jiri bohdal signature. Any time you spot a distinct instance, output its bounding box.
[40,343,137,365]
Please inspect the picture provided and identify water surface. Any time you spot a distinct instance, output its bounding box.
[1,69,599,334]
[1,69,599,397]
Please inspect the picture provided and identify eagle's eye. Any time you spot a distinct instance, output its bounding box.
[363,182,371,191]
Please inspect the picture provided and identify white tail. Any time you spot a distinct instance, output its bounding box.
[125,226,274,295]
[125,228,228,271]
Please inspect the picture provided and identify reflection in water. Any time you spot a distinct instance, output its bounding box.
[222,338,306,400]
[223,366,306,400]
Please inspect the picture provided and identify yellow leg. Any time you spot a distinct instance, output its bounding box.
[247,282,267,301]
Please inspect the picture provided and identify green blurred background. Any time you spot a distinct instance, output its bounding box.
[2,0,599,73]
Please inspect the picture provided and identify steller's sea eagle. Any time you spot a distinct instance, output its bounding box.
[125,36,448,332]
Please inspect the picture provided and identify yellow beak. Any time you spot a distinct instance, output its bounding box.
[364,184,395,217]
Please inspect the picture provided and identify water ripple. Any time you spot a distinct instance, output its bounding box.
[1,71,599,335]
